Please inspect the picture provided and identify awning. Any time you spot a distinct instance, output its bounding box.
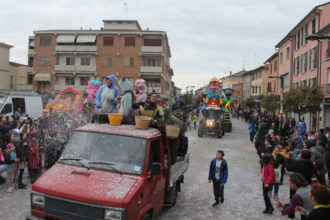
[57,35,75,43]
[76,35,96,43]
[29,41,35,47]
[34,73,51,82]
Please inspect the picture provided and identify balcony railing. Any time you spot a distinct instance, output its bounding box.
[55,65,96,72]
[55,65,75,72]
[141,46,163,53]
[55,45,97,53]
[140,66,162,73]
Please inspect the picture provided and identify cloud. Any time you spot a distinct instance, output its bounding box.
[0,0,327,90]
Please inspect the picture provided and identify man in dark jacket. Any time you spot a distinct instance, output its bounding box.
[208,150,228,207]
[286,150,315,185]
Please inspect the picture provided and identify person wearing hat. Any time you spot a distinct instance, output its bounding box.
[95,74,120,114]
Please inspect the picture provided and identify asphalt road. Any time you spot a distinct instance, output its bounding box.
[0,119,296,220]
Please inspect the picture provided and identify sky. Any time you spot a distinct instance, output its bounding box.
[0,0,328,90]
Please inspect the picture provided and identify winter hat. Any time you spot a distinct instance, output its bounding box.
[6,143,14,149]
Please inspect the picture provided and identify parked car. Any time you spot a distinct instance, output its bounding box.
[27,122,189,220]
[0,92,43,119]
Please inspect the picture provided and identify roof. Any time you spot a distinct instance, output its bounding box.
[0,42,13,49]
[275,2,329,48]
[264,52,279,64]
[221,70,247,80]
[243,65,269,75]
[9,61,26,67]
[102,20,142,30]
[76,124,162,139]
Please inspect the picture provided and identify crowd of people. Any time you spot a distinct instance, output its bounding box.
[244,110,330,219]
[0,111,86,193]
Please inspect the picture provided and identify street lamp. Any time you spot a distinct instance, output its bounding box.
[306,34,330,41]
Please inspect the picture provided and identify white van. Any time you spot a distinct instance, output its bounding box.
[0,92,43,119]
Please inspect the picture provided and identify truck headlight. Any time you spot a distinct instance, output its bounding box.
[104,209,123,220]
[32,194,45,207]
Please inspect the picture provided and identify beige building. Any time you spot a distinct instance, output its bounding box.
[29,20,174,98]
[0,42,29,91]
[276,37,292,93]
[220,70,246,90]
[243,65,269,107]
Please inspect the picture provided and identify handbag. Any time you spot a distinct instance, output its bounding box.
[274,168,281,183]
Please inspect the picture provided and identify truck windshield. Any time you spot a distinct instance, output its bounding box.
[0,97,5,109]
[205,110,220,119]
[60,131,148,174]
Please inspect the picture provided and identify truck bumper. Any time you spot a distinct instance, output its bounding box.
[26,215,42,220]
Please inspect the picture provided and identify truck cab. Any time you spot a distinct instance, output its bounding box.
[27,123,189,220]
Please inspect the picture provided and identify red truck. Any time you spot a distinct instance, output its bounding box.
[27,123,189,220]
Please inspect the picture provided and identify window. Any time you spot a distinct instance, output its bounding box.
[27,74,33,85]
[286,47,290,60]
[310,46,318,70]
[144,39,162,46]
[303,80,307,87]
[294,56,300,75]
[125,37,135,47]
[295,32,300,50]
[28,57,34,67]
[148,139,160,170]
[39,56,51,66]
[66,57,75,65]
[103,56,113,66]
[270,64,272,74]
[309,77,317,87]
[301,52,308,73]
[80,77,89,86]
[280,52,283,64]
[274,61,277,72]
[81,57,90,66]
[40,37,52,46]
[327,40,330,58]
[10,75,14,89]
[283,73,289,89]
[124,57,134,67]
[12,98,25,113]
[103,37,114,46]
[267,83,271,92]
[142,56,161,66]
[312,18,316,34]
[65,77,75,85]
[302,24,308,46]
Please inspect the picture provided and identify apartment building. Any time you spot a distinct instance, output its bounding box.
[276,37,292,93]
[264,52,279,95]
[232,82,243,107]
[0,42,29,91]
[242,71,251,100]
[318,24,330,128]
[28,20,174,98]
[243,65,269,107]
[220,70,246,90]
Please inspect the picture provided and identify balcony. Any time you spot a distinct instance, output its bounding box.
[55,65,75,72]
[76,45,97,52]
[55,45,76,52]
[27,67,34,73]
[55,45,97,53]
[141,46,163,53]
[17,84,33,91]
[28,49,35,55]
[140,66,162,73]
[147,87,162,94]
[76,65,96,72]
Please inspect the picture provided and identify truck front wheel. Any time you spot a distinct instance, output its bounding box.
[171,183,179,206]
[141,213,151,220]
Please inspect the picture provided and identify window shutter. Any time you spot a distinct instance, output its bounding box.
[314,47,318,69]
[304,52,307,72]
[309,49,312,70]
[124,57,130,66]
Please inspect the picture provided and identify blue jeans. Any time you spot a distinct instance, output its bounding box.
[270,183,280,195]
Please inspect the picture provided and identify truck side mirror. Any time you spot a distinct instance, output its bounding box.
[151,163,161,175]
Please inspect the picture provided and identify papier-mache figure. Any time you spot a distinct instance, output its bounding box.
[205,77,224,106]
[132,79,147,113]
[223,88,235,113]
[119,78,134,123]
[95,74,120,113]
